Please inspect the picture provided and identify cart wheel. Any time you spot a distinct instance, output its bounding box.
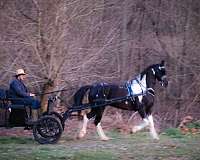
[33,115,63,144]
[49,112,65,129]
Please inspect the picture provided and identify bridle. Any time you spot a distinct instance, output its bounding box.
[152,66,167,87]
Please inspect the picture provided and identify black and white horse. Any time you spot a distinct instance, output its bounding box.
[73,61,168,140]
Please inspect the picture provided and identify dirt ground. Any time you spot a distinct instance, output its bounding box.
[0,118,200,160]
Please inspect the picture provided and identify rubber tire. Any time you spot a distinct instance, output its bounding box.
[48,112,65,129]
[33,115,63,144]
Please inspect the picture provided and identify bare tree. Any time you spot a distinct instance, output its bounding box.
[0,0,200,127]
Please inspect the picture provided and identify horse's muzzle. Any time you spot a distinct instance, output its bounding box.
[161,76,168,87]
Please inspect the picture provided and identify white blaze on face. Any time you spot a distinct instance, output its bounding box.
[131,74,147,102]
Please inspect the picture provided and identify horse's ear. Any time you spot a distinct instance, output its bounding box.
[161,60,165,66]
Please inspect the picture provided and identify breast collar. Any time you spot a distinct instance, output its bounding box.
[126,74,155,97]
[135,76,145,94]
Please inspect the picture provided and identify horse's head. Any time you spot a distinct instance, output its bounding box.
[152,60,168,87]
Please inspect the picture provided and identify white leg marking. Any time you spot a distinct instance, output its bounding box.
[96,123,110,141]
[148,115,159,140]
[138,95,143,103]
[132,118,149,133]
[78,114,89,139]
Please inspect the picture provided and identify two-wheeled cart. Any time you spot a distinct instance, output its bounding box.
[33,94,135,144]
[0,87,138,144]
[0,89,63,144]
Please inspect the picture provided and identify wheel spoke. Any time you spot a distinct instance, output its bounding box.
[33,115,63,144]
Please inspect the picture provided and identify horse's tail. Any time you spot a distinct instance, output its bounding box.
[73,85,92,120]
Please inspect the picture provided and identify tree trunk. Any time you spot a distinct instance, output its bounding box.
[40,79,54,113]
[174,2,189,127]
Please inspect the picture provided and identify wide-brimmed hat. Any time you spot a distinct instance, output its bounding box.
[16,69,26,76]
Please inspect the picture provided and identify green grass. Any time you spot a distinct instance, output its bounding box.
[0,129,200,160]
[186,122,200,129]
[162,128,185,138]
[72,151,118,160]
[0,136,34,144]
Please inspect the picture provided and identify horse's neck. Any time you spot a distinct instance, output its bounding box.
[137,68,156,89]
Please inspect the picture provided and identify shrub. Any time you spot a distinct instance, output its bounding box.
[164,128,184,138]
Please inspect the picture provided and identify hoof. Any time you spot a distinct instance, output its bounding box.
[100,137,110,141]
[77,131,86,139]
[131,127,138,133]
[150,133,160,140]
[153,136,160,141]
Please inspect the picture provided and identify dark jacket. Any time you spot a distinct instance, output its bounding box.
[9,78,30,98]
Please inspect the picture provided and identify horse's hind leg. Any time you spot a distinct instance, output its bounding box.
[94,107,110,141]
[96,123,110,141]
[78,109,95,139]
[78,114,89,139]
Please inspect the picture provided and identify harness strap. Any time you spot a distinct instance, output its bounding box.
[126,81,133,96]
[95,83,108,98]
[101,83,108,98]
[125,81,135,102]
[147,88,155,97]
[135,78,145,95]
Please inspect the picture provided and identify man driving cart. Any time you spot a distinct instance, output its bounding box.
[9,69,41,123]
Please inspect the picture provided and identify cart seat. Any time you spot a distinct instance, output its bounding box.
[0,88,26,109]
[0,89,9,109]
[0,89,7,100]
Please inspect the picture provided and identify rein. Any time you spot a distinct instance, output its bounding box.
[34,88,73,96]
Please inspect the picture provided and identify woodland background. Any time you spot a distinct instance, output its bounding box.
[0,0,200,129]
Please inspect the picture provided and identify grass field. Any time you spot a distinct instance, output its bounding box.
[0,128,200,160]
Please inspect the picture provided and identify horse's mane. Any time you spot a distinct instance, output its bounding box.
[140,64,156,80]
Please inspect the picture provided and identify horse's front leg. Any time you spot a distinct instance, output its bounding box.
[131,114,159,140]
[131,117,149,133]
[132,99,149,133]
[148,114,159,140]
